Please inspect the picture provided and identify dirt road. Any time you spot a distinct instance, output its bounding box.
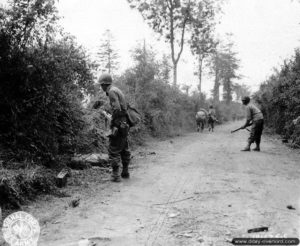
[37,121,300,246]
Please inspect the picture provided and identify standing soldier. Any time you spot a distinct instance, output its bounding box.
[207,105,217,132]
[195,109,208,132]
[240,96,264,151]
[98,73,131,182]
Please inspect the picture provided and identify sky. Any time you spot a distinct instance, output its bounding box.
[218,0,300,91]
[1,0,300,96]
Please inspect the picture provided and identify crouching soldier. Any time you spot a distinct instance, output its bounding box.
[98,73,131,182]
[241,96,264,151]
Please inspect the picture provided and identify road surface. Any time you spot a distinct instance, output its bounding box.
[36,121,300,246]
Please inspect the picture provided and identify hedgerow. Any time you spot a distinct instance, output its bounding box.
[253,49,300,146]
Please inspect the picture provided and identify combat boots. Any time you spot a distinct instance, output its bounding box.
[111,166,121,182]
[253,141,260,151]
[241,143,251,151]
[121,164,130,179]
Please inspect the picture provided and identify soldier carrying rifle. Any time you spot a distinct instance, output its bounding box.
[239,96,264,151]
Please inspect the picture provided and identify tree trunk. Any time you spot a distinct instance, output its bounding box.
[213,70,219,103]
[173,63,177,86]
[198,55,203,97]
[213,84,219,102]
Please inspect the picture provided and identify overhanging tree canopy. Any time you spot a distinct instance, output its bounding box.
[127,0,219,86]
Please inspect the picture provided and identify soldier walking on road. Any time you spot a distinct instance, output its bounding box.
[208,105,217,132]
[98,73,131,182]
[195,109,208,132]
[240,96,264,151]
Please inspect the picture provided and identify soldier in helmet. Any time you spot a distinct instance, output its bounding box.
[98,73,131,182]
[240,96,264,151]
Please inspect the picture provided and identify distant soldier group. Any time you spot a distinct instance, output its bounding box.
[195,105,217,132]
[196,96,265,152]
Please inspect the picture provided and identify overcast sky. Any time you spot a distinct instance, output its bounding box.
[55,0,300,95]
[1,0,300,95]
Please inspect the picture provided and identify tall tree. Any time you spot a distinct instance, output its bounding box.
[189,0,218,96]
[127,0,196,86]
[209,41,240,103]
[122,43,157,101]
[97,29,119,75]
[222,44,240,104]
[209,50,223,102]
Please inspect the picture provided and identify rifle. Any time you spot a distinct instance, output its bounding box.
[231,127,250,134]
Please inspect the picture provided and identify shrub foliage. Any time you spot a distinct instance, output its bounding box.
[0,1,97,164]
[254,49,300,145]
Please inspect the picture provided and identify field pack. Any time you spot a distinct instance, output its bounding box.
[127,104,142,127]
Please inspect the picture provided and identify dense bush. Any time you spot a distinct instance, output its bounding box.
[0,1,102,165]
[253,49,300,146]
[0,0,106,207]
[0,167,57,209]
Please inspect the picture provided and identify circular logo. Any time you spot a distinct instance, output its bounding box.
[2,211,40,246]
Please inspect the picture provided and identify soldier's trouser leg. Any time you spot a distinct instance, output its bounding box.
[252,119,264,150]
[121,140,131,178]
[247,119,264,151]
[209,120,214,132]
[108,133,128,182]
[242,123,254,151]
[201,120,204,131]
[196,120,200,132]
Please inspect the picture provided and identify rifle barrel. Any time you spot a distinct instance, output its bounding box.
[231,127,241,133]
[231,127,251,133]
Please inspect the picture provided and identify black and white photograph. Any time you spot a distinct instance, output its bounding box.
[0,0,300,245]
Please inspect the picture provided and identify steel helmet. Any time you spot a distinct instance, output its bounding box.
[241,96,250,104]
[98,73,112,85]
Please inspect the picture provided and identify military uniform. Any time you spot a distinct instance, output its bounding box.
[246,103,264,149]
[106,85,131,181]
[208,108,216,132]
[196,110,207,132]
[99,73,131,182]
